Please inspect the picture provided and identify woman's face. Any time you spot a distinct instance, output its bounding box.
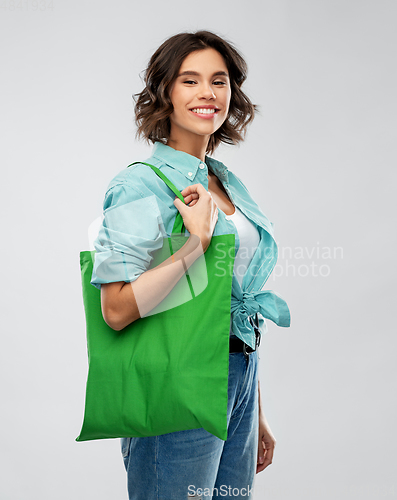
[169,48,231,143]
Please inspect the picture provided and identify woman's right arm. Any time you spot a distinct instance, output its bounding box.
[101,184,218,331]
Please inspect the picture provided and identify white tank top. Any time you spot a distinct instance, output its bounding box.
[227,206,260,287]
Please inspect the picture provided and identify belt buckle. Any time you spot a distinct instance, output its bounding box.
[243,339,256,358]
[243,332,261,359]
[255,328,261,349]
[248,314,261,348]
[242,314,262,358]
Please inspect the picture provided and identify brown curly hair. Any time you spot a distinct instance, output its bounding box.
[134,30,257,155]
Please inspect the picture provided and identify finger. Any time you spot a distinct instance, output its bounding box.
[183,193,199,205]
[257,440,265,466]
[174,194,199,211]
[256,440,266,474]
[180,183,208,197]
[256,461,267,474]
[256,430,265,473]
[173,197,187,212]
[261,444,274,470]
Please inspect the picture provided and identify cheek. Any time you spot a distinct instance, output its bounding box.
[170,86,187,110]
[169,107,184,125]
[225,90,232,109]
[169,93,180,123]
[217,90,231,118]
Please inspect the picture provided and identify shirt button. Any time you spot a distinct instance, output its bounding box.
[188,172,193,178]
[199,163,205,169]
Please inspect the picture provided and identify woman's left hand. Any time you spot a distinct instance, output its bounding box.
[256,414,276,473]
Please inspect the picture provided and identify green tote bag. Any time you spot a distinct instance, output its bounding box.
[76,163,235,442]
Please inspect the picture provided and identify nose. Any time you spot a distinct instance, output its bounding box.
[198,82,216,100]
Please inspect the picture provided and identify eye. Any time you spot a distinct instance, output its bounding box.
[183,80,196,85]
[213,81,227,86]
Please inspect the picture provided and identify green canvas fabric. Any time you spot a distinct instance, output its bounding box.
[76,164,235,442]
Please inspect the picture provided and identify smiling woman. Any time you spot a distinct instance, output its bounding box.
[134,30,256,155]
[89,30,290,500]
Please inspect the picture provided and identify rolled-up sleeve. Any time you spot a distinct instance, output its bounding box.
[90,181,167,290]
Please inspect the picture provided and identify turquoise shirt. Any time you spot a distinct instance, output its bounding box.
[91,142,290,348]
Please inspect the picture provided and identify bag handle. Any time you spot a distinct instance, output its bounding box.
[127,161,186,235]
[127,162,194,297]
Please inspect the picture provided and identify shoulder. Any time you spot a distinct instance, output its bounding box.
[98,163,162,217]
[102,151,189,211]
[99,156,185,232]
[104,159,166,199]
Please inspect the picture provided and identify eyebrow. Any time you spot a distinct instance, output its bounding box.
[178,70,229,78]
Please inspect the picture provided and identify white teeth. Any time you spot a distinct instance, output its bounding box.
[191,108,217,114]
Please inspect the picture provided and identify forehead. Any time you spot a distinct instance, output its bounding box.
[179,48,228,74]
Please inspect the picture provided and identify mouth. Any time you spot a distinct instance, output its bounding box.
[189,107,220,118]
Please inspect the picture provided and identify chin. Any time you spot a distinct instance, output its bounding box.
[191,123,220,135]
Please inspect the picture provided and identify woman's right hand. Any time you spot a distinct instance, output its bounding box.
[173,183,218,252]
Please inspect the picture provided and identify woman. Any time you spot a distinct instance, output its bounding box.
[91,30,290,500]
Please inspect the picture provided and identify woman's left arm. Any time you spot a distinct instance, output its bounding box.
[257,378,277,473]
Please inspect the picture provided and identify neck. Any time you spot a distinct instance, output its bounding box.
[167,131,210,162]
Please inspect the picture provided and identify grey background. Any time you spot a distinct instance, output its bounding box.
[1,0,396,499]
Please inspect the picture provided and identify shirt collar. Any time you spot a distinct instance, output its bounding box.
[151,141,229,184]
[205,155,229,184]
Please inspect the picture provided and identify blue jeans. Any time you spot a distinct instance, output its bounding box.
[121,350,259,500]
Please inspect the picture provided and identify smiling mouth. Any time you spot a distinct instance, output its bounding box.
[190,108,219,114]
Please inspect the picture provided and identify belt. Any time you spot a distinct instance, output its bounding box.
[229,316,261,358]
[229,336,256,356]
